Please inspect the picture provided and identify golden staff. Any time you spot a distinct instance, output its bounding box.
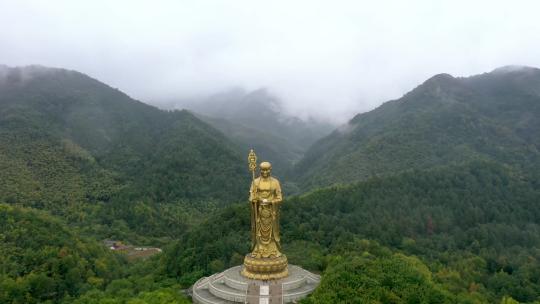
[248,149,257,181]
[247,149,258,251]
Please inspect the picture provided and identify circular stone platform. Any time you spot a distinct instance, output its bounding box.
[191,264,320,304]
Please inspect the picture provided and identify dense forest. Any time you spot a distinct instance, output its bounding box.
[1,65,540,303]
[0,204,190,304]
[293,67,540,190]
[164,161,540,303]
[0,65,248,241]
[181,88,334,172]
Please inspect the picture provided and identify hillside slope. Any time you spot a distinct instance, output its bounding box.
[193,113,302,177]
[0,204,125,303]
[165,161,540,303]
[0,65,249,238]
[179,88,334,172]
[0,65,248,203]
[293,66,540,189]
[0,204,191,304]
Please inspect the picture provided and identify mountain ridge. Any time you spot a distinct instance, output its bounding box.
[0,65,249,237]
[293,66,540,190]
[174,87,335,173]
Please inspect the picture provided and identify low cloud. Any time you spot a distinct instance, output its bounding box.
[1,0,540,123]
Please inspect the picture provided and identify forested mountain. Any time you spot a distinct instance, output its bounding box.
[293,66,540,190]
[192,113,300,177]
[0,204,123,303]
[164,161,540,303]
[177,88,334,172]
[0,65,248,237]
[0,204,190,304]
[2,64,540,303]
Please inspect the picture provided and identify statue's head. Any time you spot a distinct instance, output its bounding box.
[260,162,272,178]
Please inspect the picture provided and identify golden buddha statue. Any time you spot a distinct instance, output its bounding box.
[250,161,283,258]
[242,151,288,280]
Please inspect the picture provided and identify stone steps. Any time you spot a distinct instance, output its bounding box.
[193,287,236,304]
[209,279,247,302]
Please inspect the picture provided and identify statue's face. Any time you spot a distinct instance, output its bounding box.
[261,167,271,178]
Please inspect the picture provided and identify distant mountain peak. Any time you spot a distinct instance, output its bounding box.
[0,65,88,87]
[492,65,538,74]
[422,73,456,86]
[294,66,540,190]
[403,73,463,103]
[0,65,250,203]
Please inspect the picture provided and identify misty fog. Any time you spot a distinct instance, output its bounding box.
[1,0,540,123]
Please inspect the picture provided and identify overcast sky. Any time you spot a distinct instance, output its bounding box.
[1,0,540,123]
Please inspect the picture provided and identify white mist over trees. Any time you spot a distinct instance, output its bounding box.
[2,1,540,123]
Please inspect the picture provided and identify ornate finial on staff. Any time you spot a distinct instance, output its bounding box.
[248,148,257,181]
